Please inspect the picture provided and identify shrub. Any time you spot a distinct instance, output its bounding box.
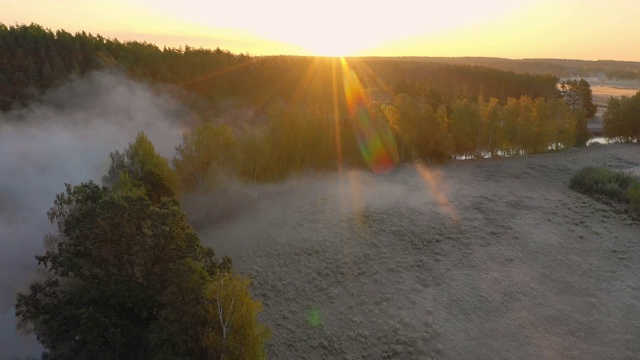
[570,166,640,216]
[629,183,640,216]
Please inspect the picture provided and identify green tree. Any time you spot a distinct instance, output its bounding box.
[103,132,180,200]
[449,99,480,157]
[204,273,270,360]
[603,92,640,142]
[477,96,504,157]
[391,94,420,161]
[503,97,523,155]
[173,122,237,192]
[15,180,268,359]
[559,79,597,118]
[15,182,210,359]
[16,138,268,359]
[380,97,453,163]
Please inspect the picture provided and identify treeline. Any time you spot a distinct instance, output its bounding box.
[168,94,584,187]
[16,134,270,359]
[0,23,255,111]
[603,91,640,142]
[1,23,595,185]
[605,69,640,81]
[381,57,572,77]
[357,60,561,106]
[1,23,562,114]
[370,57,640,79]
[394,95,581,159]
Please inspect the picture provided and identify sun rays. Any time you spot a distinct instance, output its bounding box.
[174,54,456,220]
[415,164,458,221]
[339,58,398,173]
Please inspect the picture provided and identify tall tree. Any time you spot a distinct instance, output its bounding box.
[449,99,480,157]
[16,181,212,359]
[478,97,504,157]
[603,91,640,142]
[173,123,237,192]
[103,132,180,200]
[16,138,269,359]
[559,79,597,117]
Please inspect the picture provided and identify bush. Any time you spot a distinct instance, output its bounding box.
[630,183,640,215]
[570,166,640,216]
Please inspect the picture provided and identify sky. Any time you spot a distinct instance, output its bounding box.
[1,1,639,60]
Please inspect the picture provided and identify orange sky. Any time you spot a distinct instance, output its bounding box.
[2,0,639,60]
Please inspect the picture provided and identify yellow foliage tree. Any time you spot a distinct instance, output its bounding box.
[204,273,271,360]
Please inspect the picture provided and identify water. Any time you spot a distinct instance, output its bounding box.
[587,137,611,145]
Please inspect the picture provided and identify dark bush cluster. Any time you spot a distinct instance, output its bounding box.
[570,166,640,216]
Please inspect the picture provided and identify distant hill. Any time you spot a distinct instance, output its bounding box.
[359,56,640,79]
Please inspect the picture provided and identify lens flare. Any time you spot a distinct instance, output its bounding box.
[340,58,398,173]
[416,164,458,221]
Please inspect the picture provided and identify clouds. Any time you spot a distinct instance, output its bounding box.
[0,70,186,357]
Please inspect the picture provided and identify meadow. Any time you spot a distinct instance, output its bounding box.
[199,143,640,359]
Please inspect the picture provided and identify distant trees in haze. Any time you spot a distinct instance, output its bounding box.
[604,69,640,81]
[367,61,561,105]
[383,56,640,80]
[173,123,238,191]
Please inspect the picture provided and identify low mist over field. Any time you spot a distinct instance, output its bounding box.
[0,72,185,357]
[199,145,640,359]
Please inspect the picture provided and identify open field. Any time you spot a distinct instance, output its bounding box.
[199,144,640,359]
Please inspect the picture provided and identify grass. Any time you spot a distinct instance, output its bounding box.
[570,166,640,216]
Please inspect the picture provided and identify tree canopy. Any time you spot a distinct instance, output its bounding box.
[172,123,238,192]
[16,137,269,360]
[559,79,598,118]
[603,91,640,142]
[0,22,597,191]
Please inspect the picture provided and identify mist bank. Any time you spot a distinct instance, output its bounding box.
[0,71,186,357]
[195,144,640,359]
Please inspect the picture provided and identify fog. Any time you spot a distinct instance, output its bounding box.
[0,71,185,357]
[194,144,640,359]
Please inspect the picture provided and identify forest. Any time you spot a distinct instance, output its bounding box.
[385,56,640,80]
[0,23,601,184]
[2,22,630,359]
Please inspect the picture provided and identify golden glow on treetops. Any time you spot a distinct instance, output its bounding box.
[2,0,640,60]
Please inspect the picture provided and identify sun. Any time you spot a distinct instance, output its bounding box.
[304,40,360,57]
